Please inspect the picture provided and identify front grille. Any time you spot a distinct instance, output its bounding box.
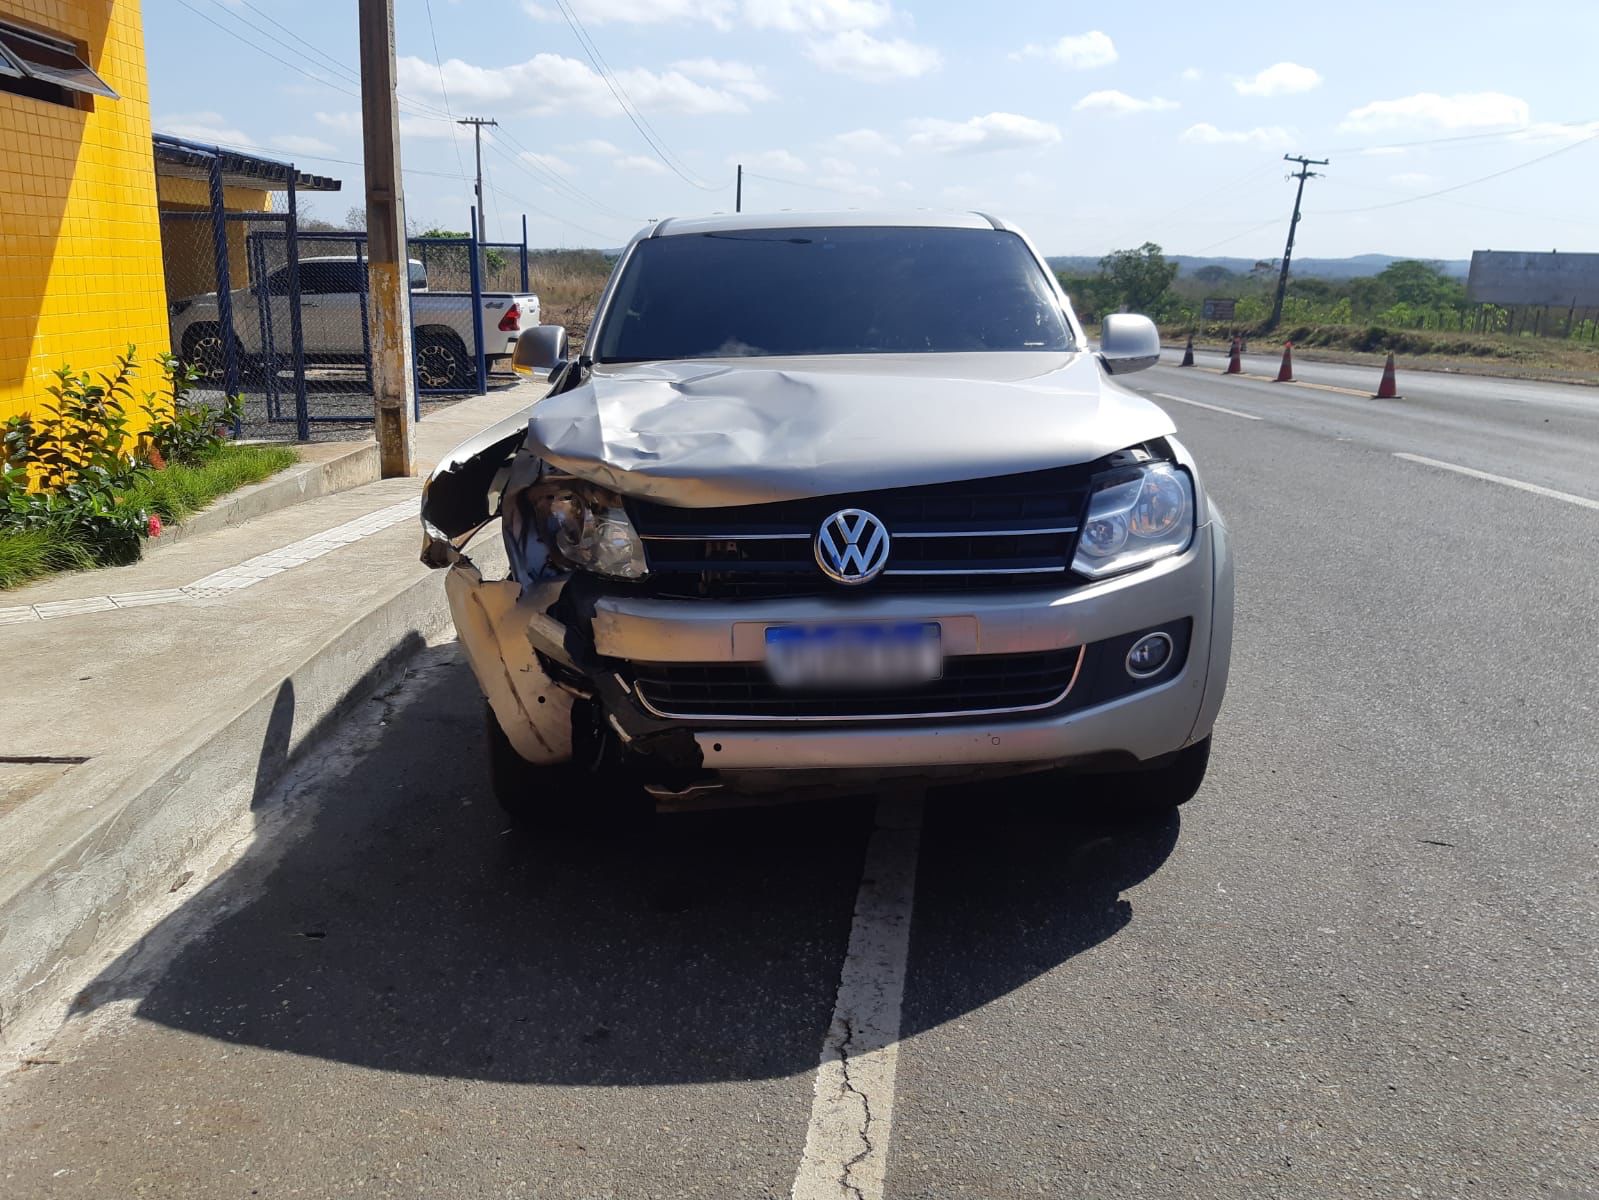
[627,647,1085,722]
[630,468,1092,599]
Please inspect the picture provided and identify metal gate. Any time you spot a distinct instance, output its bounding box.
[157,134,532,442]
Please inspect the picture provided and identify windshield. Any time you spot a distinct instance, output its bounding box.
[593,226,1074,362]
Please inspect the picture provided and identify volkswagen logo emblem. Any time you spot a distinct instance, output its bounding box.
[815,508,891,585]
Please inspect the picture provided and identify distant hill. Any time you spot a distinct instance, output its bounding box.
[1047,254,1471,280]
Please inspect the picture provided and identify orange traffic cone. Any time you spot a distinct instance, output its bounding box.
[1181,335,1195,367]
[1275,341,1294,382]
[1225,336,1242,374]
[1375,352,1400,398]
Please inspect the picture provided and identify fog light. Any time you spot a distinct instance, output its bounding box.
[1126,632,1173,678]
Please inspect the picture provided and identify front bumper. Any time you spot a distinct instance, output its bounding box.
[448,516,1232,795]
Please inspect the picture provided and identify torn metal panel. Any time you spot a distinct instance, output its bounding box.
[523,352,1176,508]
[445,565,575,765]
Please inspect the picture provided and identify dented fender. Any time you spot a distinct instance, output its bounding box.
[444,561,576,765]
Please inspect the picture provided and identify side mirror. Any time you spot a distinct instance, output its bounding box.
[1098,314,1160,375]
[513,324,570,382]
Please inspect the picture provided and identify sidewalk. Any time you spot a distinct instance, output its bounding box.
[0,386,535,1050]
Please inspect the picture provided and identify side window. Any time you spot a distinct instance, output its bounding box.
[408,262,428,291]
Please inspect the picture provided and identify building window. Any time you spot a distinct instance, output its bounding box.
[0,20,118,109]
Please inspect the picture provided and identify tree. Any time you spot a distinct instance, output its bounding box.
[1098,242,1179,314]
[1192,265,1236,286]
[1376,260,1464,308]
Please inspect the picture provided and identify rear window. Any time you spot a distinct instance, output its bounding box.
[593,226,1074,363]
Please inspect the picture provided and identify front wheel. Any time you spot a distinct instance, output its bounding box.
[1096,737,1212,820]
[484,705,642,836]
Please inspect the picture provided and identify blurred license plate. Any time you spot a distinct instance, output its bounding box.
[764,622,942,689]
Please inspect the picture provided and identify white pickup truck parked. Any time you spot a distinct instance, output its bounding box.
[168,256,540,389]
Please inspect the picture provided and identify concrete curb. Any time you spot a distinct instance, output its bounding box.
[144,441,380,555]
[0,535,505,1052]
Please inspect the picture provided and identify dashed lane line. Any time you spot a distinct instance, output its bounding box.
[1393,453,1599,511]
[1153,392,1263,421]
[791,792,924,1200]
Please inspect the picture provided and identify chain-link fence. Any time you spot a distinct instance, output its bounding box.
[156,135,533,442]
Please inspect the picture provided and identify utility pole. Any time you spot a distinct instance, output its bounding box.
[358,0,414,476]
[1269,153,1329,330]
[457,117,497,244]
[736,163,742,213]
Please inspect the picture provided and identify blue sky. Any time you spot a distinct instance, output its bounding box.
[147,0,1599,259]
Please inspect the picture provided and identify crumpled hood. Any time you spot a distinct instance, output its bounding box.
[525,351,1174,507]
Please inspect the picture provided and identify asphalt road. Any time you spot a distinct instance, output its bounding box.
[3,363,1596,1198]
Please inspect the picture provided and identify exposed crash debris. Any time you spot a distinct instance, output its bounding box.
[419,212,1233,827]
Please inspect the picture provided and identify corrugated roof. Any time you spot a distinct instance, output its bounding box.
[153,135,342,194]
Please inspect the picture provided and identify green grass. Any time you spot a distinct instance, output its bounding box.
[123,443,298,524]
[0,527,99,590]
[0,443,298,591]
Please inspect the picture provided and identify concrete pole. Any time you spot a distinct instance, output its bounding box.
[358,0,415,477]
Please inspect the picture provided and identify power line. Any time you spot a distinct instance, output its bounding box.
[1314,131,1599,215]
[1191,218,1283,255]
[490,127,644,221]
[421,0,471,181]
[1337,118,1599,155]
[547,0,723,190]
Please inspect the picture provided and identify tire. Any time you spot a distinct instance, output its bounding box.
[484,704,642,836]
[181,324,258,387]
[1097,736,1212,821]
[416,332,474,390]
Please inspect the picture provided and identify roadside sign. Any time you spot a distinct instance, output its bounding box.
[1201,297,1237,321]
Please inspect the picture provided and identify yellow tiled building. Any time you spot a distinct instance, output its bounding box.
[0,0,169,424]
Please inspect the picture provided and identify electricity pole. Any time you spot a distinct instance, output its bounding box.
[358,0,414,476]
[457,116,498,243]
[736,163,742,213]
[1269,153,1329,331]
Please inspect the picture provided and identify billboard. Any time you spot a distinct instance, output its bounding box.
[1201,297,1237,321]
[1467,250,1599,307]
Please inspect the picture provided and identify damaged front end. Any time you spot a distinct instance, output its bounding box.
[420,410,706,785]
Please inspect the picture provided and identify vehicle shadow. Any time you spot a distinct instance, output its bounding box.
[77,650,1178,1085]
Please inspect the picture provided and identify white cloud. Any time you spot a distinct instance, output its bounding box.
[1233,62,1322,97]
[1390,172,1434,188]
[827,127,901,156]
[1359,145,1406,157]
[743,0,892,32]
[806,30,941,79]
[314,111,362,133]
[562,138,621,156]
[1180,122,1295,147]
[1015,31,1116,70]
[524,0,889,30]
[1339,91,1529,133]
[156,112,252,146]
[615,155,669,174]
[740,148,808,173]
[1180,67,1202,82]
[1013,170,1042,187]
[670,57,774,101]
[908,112,1062,155]
[521,150,575,174]
[268,134,337,156]
[1073,90,1178,115]
[524,0,736,27]
[396,53,763,116]
[1512,118,1599,143]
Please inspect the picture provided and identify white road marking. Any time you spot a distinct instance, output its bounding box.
[1153,392,1262,421]
[792,792,924,1200]
[1393,453,1599,511]
[0,500,417,624]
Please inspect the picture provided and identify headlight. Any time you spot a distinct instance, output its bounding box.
[534,480,648,579]
[1072,462,1194,579]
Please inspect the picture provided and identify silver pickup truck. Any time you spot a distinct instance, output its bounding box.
[168,256,540,389]
[421,211,1233,830]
